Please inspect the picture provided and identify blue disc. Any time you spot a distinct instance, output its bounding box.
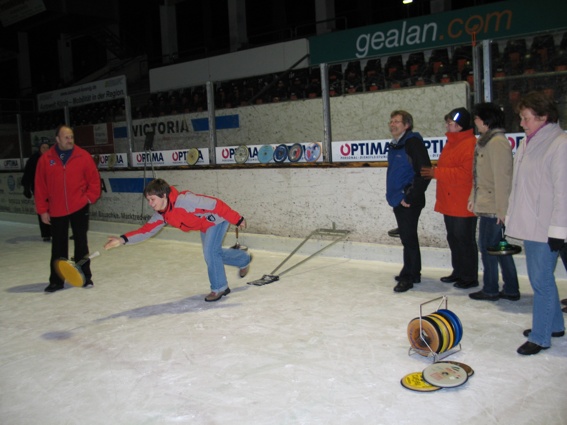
[258,145,274,164]
[273,144,288,163]
[437,309,463,347]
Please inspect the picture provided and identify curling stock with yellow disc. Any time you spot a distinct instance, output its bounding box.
[53,251,101,287]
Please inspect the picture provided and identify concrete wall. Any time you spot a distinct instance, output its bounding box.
[93,167,443,245]
[2,82,468,248]
[3,165,444,242]
[117,81,469,154]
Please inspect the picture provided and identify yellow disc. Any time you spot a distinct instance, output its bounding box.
[234,145,249,164]
[54,260,84,287]
[401,372,442,392]
[108,153,117,169]
[424,315,448,354]
[430,313,454,352]
[186,148,199,165]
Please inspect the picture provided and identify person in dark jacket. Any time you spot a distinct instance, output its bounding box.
[104,178,252,302]
[386,110,432,292]
[34,125,101,293]
[22,140,51,241]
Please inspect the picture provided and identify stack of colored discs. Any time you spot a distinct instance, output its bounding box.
[407,308,463,355]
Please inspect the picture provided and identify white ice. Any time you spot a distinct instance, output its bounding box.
[1,219,566,425]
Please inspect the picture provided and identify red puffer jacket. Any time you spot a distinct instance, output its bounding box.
[433,129,476,217]
[34,145,101,217]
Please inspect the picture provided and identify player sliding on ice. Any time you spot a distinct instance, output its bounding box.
[104,178,251,301]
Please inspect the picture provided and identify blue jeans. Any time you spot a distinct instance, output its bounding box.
[478,217,519,296]
[200,220,251,292]
[524,240,565,347]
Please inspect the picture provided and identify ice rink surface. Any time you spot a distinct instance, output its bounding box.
[1,219,566,425]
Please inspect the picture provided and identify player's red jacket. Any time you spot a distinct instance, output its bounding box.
[123,186,243,244]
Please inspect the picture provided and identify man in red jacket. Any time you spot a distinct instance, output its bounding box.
[34,125,101,292]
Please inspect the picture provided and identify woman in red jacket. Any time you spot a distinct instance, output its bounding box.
[421,108,478,289]
[104,178,251,302]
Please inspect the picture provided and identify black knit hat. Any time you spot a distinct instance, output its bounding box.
[445,107,471,130]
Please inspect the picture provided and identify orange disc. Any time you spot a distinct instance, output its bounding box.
[407,317,441,354]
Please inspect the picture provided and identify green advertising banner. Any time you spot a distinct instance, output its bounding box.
[309,0,567,65]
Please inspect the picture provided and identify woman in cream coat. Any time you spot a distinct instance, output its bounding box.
[506,91,567,356]
[468,103,520,302]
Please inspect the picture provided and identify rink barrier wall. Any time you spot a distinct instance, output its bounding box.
[3,212,565,281]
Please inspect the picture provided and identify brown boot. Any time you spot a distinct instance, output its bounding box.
[204,287,231,302]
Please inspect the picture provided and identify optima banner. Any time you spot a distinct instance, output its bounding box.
[332,133,526,162]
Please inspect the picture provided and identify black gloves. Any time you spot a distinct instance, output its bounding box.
[23,188,32,199]
[548,237,565,252]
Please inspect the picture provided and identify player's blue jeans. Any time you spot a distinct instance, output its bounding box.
[524,240,564,348]
[478,217,519,296]
[200,220,251,293]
